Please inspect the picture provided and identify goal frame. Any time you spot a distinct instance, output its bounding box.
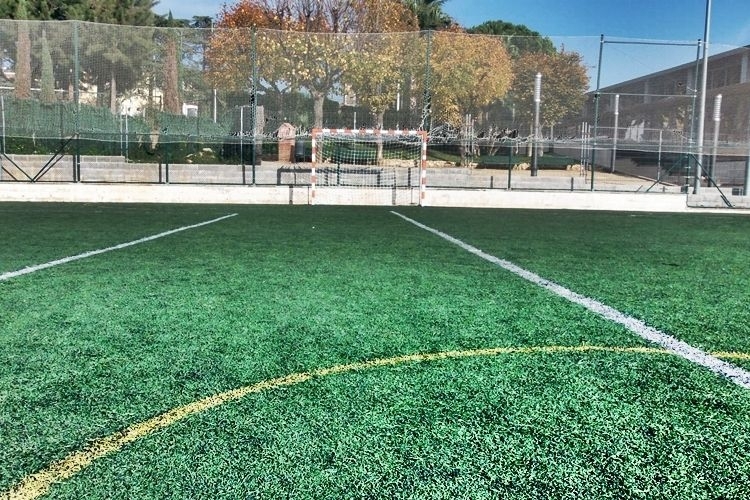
[311,128,427,206]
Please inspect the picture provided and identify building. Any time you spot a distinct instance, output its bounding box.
[589,44,750,145]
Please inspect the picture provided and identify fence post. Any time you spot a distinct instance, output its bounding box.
[73,21,81,182]
[709,94,722,186]
[251,27,258,185]
[421,30,432,132]
[590,34,605,191]
[610,94,619,173]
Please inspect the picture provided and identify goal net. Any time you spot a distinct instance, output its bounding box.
[311,129,427,205]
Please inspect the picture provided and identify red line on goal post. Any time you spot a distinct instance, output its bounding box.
[419,130,427,207]
[310,130,318,205]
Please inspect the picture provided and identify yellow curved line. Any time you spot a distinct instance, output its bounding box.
[713,351,750,361]
[0,344,733,500]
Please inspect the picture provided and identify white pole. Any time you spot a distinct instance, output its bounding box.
[710,93,722,186]
[531,72,541,177]
[694,0,712,193]
[124,110,129,160]
[212,20,217,124]
[213,89,217,124]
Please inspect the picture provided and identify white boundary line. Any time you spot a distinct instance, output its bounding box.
[0,213,238,282]
[391,211,750,389]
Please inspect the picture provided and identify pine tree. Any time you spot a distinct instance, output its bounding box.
[40,29,56,103]
[14,0,32,99]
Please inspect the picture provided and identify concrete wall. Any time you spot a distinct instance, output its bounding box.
[2,155,748,211]
[4,182,749,212]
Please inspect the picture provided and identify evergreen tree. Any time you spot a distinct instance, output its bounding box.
[40,29,56,103]
[157,11,183,114]
[14,0,32,99]
[467,20,555,57]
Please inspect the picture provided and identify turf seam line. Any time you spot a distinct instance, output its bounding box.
[0,213,238,282]
[391,210,750,389]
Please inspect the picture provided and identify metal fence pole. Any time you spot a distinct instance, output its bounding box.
[694,0,713,194]
[531,73,541,177]
[590,34,605,191]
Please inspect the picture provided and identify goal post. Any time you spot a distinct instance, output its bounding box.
[311,128,427,206]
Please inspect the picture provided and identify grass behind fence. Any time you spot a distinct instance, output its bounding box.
[1,204,749,498]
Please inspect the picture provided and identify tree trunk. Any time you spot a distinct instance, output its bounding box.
[163,35,180,114]
[40,32,56,104]
[312,90,325,129]
[110,71,117,114]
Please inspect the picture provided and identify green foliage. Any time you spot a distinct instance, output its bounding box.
[467,20,556,57]
[1,0,154,23]
[404,0,453,30]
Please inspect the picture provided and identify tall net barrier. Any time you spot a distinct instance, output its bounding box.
[0,19,748,205]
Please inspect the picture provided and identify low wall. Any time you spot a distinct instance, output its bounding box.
[2,155,748,212]
[4,182,747,212]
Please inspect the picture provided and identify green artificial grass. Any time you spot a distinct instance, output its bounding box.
[1,204,749,498]
[404,208,750,361]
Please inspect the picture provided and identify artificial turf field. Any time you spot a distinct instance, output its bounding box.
[1,203,750,499]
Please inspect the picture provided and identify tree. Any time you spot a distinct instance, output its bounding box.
[426,31,513,163]
[81,23,154,113]
[207,0,418,128]
[79,1,158,113]
[156,12,185,114]
[428,31,513,126]
[39,29,55,103]
[341,0,419,129]
[34,0,89,20]
[205,1,272,93]
[467,20,555,58]
[5,2,88,101]
[405,0,453,30]
[85,0,157,25]
[511,49,589,135]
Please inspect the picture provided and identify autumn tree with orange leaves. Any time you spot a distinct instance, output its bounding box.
[427,31,513,127]
[206,0,419,129]
[342,0,419,129]
[511,50,589,134]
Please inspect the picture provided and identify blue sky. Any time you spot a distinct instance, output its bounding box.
[154,0,750,44]
[153,0,750,86]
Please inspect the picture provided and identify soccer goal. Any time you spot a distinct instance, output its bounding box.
[311,128,427,206]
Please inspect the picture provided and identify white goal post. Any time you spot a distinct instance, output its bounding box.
[311,128,427,206]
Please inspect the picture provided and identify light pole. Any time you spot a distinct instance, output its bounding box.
[694,0,712,193]
[610,94,619,173]
[710,93,722,186]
